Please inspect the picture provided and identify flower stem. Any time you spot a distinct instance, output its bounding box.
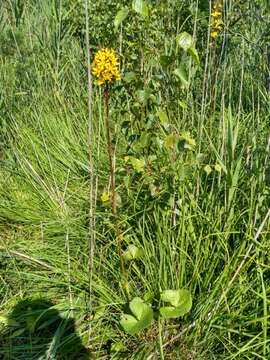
[104,84,116,215]
[104,84,128,297]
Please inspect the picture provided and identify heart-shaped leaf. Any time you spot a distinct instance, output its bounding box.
[160,306,189,319]
[176,32,194,51]
[160,289,192,319]
[123,245,144,261]
[120,297,153,335]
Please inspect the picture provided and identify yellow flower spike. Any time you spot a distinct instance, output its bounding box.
[210,2,223,44]
[92,48,121,86]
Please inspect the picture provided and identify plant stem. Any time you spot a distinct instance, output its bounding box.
[104,84,116,215]
[104,84,127,297]
[158,318,165,360]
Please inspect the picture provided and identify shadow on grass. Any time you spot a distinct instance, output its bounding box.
[0,298,90,359]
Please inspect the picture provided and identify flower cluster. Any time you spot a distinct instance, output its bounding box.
[92,48,121,86]
[210,2,223,42]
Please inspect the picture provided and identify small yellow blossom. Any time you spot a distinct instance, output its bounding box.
[92,48,121,86]
[210,2,223,43]
[211,31,219,40]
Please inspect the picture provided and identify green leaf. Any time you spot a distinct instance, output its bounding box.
[120,297,153,335]
[173,65,188,88]
[159,55,173,68]
[111,341,127,353]
[10,328,26,338]
[161,289,182,307]
[120,314,138,334]
[114,7,129,31]
[180,132,196,148]
[160,289,192,319]
[143,291,154,303]
[132,0,149,17]
[0,315,19,327]
[164,134,178,149]
[160,306,189,319]
[124,71,136,83]
[176,32,194,51]
[178,100,187,109]
[156,110,168,124]
[204,164,212,175]
[129,157,145,172]
[214,164,222,173]
[136,89,152,105]
[188,46,200,65]
[123,244,144,261]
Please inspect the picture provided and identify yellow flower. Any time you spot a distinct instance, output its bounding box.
[210,2,223,43]
[212,10,222,18]
[211,31,219,39]
[92,48,121,86]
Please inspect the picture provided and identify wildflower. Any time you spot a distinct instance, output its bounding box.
[210,2,223,42]
[211,31,219,40]
[92,48,121,86]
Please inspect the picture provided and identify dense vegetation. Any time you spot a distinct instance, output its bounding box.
[0,0,270,359]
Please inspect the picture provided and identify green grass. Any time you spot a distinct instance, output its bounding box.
[1,1,270,359]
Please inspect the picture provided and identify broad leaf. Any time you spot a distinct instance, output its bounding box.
[160,289,192,319]
[120,297,153,335]
[164,134,178,149]
[0,315,19,327]
[188,46,200,65]
[123,244,144,261]
[156,110,168,124]
[120,314,138,334]
[136,89,152,105]
[111,341,127,352]
[124,71,136,83]
[114,7,129,31]
[129,157,145,172]
[160,306,191,319]
[176,32,194,51]
[132,0,149,17]
[173,65,188,88]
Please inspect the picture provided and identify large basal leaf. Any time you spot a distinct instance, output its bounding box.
[120,297,153,335]
[123,244,144,261]
[160,306,189,319]
[132,0,149,17]
[114,7,129,31]
[160,289,192,319]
